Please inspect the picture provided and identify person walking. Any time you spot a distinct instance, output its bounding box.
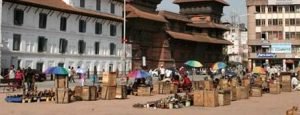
[15,68,24,88]
[25,67,35,91]
[70,67,76,83]
[159,65,166,81]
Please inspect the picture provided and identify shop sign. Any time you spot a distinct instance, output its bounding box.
[257,53,276,58]
[268,0,300,5]
[271,43,291,53]
[285,54,293,58]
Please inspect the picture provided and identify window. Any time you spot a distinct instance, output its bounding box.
[261,19,266,26]
[95,22,102,34]
[268,6,272,13]
[290,19,296,25]
[36,62,43,72]
[13,34,21,51]
[296,19,300,26]
[256,6,261,13]
[256,19,261,26]
[59,38,68,54]
[285,6,290,12]
[109,43,116,55]
[110,3,115,14]
[273,19,278,25]
[278,6,283,13]
[79,20,86,33]
[78,40,86,54]
[110,24,116,36]
[58,63,64,67]
[273,6,277,12]
[278,19,283,26]
[14,9,24,26]
[95,42,100,54]
[290,6,295,12]
[285,19,290,26]
[96,0,101,11]
[60,17,67,31]
[38,36,47,52]
[261,6,265,13]
[80,0,85,8]
[39,13,47,29]
[268,19,273,26]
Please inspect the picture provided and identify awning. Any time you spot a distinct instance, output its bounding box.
[166,31,233,45]
[126,4,167,23]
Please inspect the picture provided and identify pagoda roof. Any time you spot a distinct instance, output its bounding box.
[187,22,229,30]
[174,0,229,6]
[4,0,123,22]
[159,11,191,23]
[166,31,232,45]
[126,4,167,23]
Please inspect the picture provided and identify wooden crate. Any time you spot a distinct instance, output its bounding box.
[242,79,250,88]
[231,79,239,87]
[254,77,263,87]
[204,90,219,107]
[269,83,281,94]
[101,86,116,100]
[137,86,151,96]
[73,86,82,100]
[115,85,127,99]
[281,83,292,92]
[192,81,201,90]
[152,83,159,94]
[218,90,231,106]
[55,88,70,104]
[204,80,214,90]
[159,82,171,94]
[236,86,249,100]
[286,106,298,115]
[251,87,262,97]
[219,79,229,89]
[193,90,204,106]
[231,87,237,101]
[81,86,91,101]
[102,72,117,86]
[90,86,97,101]
[170,83,178,94]
[55,76,68,88]
[282,75,291,83]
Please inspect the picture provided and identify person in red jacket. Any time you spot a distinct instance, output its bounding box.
[182,75,192,92]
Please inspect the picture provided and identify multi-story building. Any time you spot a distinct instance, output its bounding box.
[126,0,232,69]
[224,23,248,64]
[1,0,130,73]
[247,0,300,72]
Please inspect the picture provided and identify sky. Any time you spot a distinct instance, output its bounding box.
[156,0,247,25]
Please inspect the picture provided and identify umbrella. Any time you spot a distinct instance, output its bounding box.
[184,60,203,68]
[128,70,151,78]
[76,68,86,74]
[212,62,227,70]
[252,67,266,74]
[44,66,69,75]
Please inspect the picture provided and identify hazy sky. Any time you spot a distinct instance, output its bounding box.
[157,0,247,24]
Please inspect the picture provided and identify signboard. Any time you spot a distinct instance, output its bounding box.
[271,43,291,53]
[257,53,276,58]
[268,0,300,5]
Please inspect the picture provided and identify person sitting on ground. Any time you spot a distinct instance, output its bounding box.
[182,75,192,92]
[291,76,299,89]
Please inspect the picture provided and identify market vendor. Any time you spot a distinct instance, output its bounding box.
[182,75,192,91]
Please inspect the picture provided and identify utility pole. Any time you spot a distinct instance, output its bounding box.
[121,0,126,79]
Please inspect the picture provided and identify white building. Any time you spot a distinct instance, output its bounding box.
[224,24,247,64]
[1,0,131,73]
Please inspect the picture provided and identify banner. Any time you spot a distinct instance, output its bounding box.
[268,0,300,5]
[271,43,291,53]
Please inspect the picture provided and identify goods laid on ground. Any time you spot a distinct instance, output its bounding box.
[133,93,192,109]
[286,106,298,115]
[5,89,55,103]
[101,85,116,100]
[193,90,204,106]
[251,87,262,97]
[204,90,219,107]
[137,86,151,96]
[115,85,127,99]
[269,83,281,94]
[218,89,231,106]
